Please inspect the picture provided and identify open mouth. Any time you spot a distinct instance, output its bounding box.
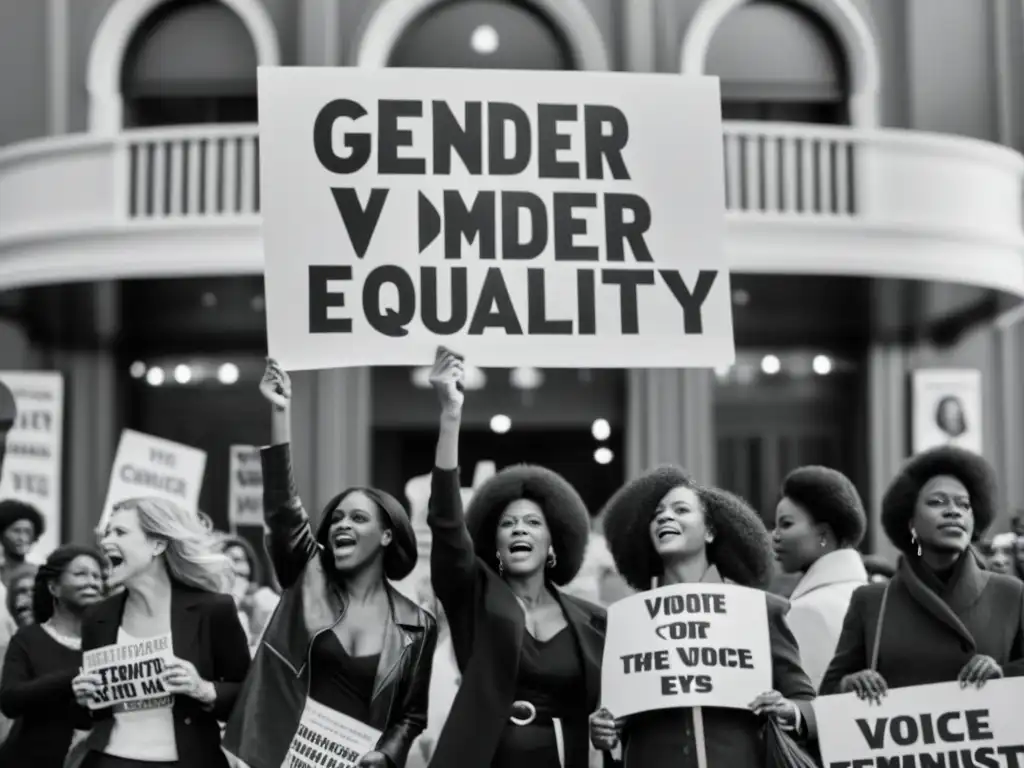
[938,523,966,533]
[508,541,533,554]
[332,532,357,551]
[106,553,124,569]
[656,528,680,540]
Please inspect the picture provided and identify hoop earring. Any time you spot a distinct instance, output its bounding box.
[910,529,922,557]
[547,550,557,569]
[496,551,504,577]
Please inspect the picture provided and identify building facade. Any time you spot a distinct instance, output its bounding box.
[2,0,1024,559]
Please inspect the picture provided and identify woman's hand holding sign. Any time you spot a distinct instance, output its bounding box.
[957,654,1002,688]
[839,669,889,703]
[589,707,624,751]
[161,657,216,706]
[71,669,103,708]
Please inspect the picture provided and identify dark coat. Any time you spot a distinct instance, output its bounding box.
[820,554,1024,693]
[619,585,816,768]
[68,583,251,768]
[223,443,437,768]
[427,467,610,768]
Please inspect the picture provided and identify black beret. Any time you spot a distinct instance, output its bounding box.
[881,446,997,555]
[465,465,591,586]
[317,487,418,581]
[781,466,867,547]
[0,499,45,541]
[602,465,773,591]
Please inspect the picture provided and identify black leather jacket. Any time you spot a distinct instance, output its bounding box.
[223,444,437,768]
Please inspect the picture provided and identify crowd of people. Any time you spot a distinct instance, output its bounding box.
[0,348,1021,768]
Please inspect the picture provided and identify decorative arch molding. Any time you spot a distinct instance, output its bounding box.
[680,0,881,127]
[352,0,611,71]
[86,0,281,133]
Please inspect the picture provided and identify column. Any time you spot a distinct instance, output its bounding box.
[866,344,908,559]
[288,368,371,511]
[996,322,1023,515]
[49,282,120,543]
[625,369,716,484]
[298,0,342,66]
[621,0,657,72]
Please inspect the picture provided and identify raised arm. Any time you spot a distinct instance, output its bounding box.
[426,348,477,605]
[259,360,318,589]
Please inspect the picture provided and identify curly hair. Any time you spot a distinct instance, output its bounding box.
[881,446,997,555]
[602,466,773,591]
[781,465,867,548]
[33,543,105,623]
[0,499,45,541]
[465,465,591,586]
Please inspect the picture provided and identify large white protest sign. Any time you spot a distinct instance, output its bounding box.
[285,698,383,768]
[601,583,771,716]
[0,372,64,559]
[99,430,206,531]
[82,633,175,711]
[258,67,733,370]
[813,678,1024,768]
[228,445,263,530]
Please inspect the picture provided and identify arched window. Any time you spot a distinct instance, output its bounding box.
[388,0,574,70]
[707,0,849,124]
[121,0,258,127]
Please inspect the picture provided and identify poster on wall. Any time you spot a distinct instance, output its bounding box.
[0,372,65,560]
[257,66,734,371]
[911,369,982,455]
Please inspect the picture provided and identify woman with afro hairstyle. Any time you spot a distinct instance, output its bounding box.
[223,360,437,768]
[589,466,816,768]
[426,348,607,768]
[771,466,869,689]
[820,446,1024,700]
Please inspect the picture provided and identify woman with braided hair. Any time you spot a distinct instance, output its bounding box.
[589,466,816,768]
[0,543,105,766]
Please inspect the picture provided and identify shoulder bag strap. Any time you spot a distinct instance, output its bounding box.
[869,583,891,672]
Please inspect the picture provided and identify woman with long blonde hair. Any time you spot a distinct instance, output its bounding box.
[69,497,251,768]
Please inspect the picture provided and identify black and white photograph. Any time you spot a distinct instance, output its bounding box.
[2,1,1024,767]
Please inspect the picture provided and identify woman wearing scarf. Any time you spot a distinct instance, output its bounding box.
[820,446,1024,699]
[589,466,816,767]
[426,349,606,768]
[771,466,869,689]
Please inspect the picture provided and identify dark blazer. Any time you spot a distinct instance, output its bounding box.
[427,467,610,768]
[618,588,816,768]
[67,583,251,768]
[223,443,437,768]
[820,553,1024,694]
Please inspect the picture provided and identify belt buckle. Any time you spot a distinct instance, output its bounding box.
[509,700,537,726]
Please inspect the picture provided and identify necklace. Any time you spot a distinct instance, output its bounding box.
[42,620,82,650]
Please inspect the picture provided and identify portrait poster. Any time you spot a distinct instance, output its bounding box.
[911,369,982,454]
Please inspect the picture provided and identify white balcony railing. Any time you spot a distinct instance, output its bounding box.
[1,121,1023,294]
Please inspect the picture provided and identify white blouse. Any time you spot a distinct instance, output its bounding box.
[103,627,179,762]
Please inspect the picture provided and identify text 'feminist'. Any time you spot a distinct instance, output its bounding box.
[620,592,753,696]
[829,709,1024,768]
[308,98,717,339]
